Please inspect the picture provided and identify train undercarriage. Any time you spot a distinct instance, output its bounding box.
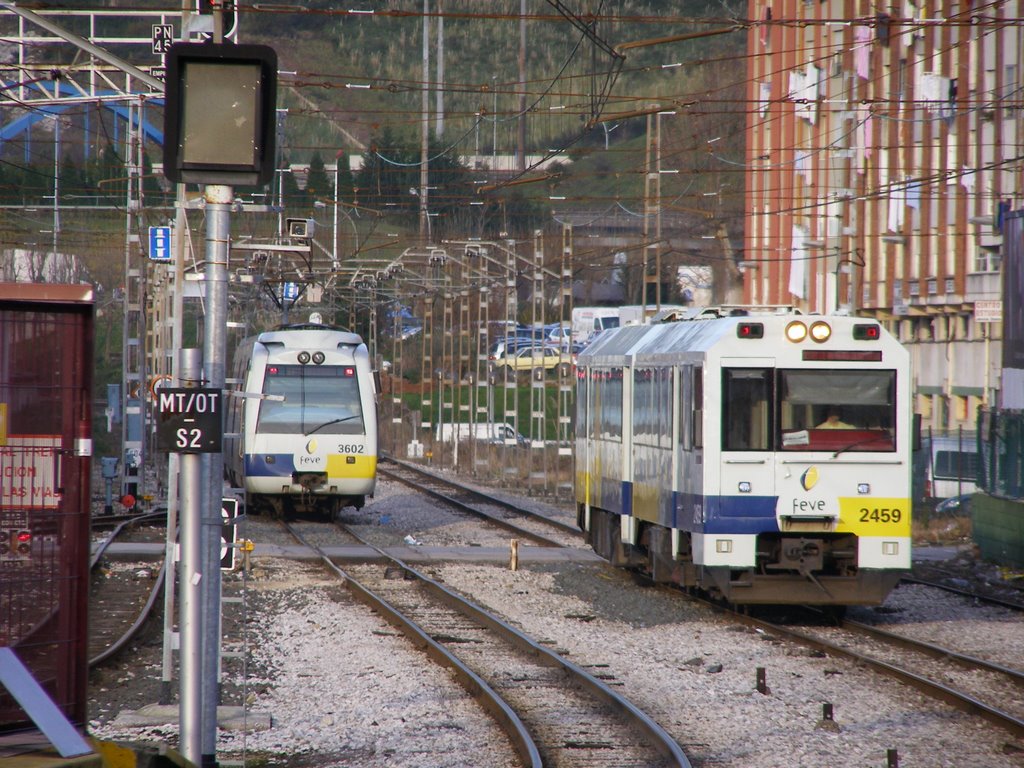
[581,505,903,606]
[247,491,366,519]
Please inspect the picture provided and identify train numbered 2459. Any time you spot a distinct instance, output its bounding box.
[574,307,913,606]
[225,318,378,518]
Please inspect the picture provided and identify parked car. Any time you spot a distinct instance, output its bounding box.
[487,337,533,363]
[494,344,573,372]
[934,493,973,516]
[543,324,573,348]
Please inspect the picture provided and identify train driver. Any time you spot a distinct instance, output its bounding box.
[816,408,855,429]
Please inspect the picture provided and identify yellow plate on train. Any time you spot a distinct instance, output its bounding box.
[836,498,911,537]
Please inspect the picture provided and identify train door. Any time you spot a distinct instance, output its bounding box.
[676,363,703,531]
[717,364,777,542]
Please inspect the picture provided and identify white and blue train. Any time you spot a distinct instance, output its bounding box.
[225,318,378,518]
[574,307,913,606]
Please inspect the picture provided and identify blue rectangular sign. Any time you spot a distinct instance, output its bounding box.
[149,226,172,261]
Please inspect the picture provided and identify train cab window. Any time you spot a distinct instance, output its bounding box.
[722,368,771,451]
[778,370,896,452]
[257,364,365,435]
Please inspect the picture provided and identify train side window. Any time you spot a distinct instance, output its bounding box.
[593,367,623,441]
[605,368,623,440]
[722,368,771,451]
[693,365,703,448]
[587,367,622,441]
[680,366,691,450]
[576,369,589,440]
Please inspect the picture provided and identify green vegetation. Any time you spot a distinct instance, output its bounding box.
[240,0,747,219]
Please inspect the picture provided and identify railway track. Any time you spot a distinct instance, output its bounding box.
[376,464,1024,739]
[379,456,581,548]
[901,574,1024,612]
[720,603,1024,740]
[88,514,166,667]
[284,517,691,767]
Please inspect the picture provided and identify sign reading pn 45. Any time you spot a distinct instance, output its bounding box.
[156,388,223,453]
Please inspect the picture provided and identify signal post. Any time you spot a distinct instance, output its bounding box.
[162,41,277,768]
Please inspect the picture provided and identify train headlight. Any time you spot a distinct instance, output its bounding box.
[858,483,871,494]
[738,481,752,493]
[809,321,831,343]
[312,351,325,365]
[785,321,808,342]
[297,351,311,365]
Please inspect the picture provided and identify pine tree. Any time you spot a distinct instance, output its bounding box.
[305,151,330,204]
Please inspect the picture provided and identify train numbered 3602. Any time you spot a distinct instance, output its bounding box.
[225,317,378,518]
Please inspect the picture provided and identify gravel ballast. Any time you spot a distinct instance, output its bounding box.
[87,479,1024,767]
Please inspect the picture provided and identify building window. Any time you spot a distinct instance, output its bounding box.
[975,248,1001,273]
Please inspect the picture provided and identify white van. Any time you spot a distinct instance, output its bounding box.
[435,422,527,447]
[913,435,980,506]
[571,307,621,345]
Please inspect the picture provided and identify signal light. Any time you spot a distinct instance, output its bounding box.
[853,323,881,340]
[737,322,764,339]
[14,530,31,557]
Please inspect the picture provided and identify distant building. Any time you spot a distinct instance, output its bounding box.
[0,249,82,284]
[744,0,1014,431]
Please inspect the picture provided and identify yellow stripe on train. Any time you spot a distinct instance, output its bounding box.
[836,497,912,537]
[326,454,378,480]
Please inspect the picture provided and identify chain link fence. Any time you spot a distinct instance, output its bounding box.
[978,408,1024,499]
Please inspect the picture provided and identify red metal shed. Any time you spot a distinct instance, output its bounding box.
[0,282,93,730]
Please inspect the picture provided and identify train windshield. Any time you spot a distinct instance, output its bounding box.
[778,369,896,452]
[722,368,897,452]
[256,364,364,435]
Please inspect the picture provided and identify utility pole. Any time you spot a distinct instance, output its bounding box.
[200,14,230,768]
[50,116,60,256]
[177,349,204,763]
[517,0,527,172]
[420,0,430,243]
[201,180,231,768]
[435,0,444,137]
[641,109,662,312]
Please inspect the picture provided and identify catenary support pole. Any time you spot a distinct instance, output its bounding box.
[178,348,204,765]
[201,184,232,767]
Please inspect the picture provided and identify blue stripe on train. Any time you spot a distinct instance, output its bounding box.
[703,495,779,534]
[244,454,294,478]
